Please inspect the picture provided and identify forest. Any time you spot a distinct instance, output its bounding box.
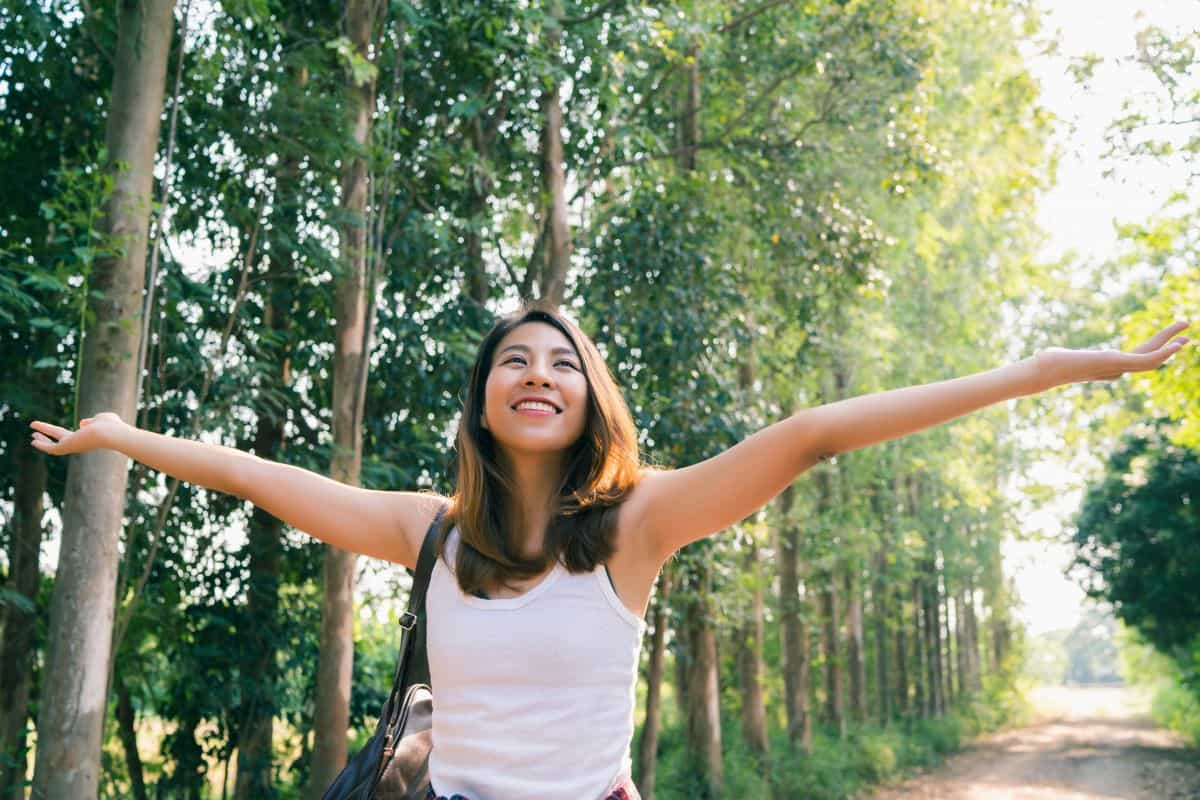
[1,1,1196,799]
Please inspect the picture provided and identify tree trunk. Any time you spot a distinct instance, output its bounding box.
[870,548,890,726]
[115,676,147,800]
[537,2,570,306]
[31,2,175,795]
[234,60,304,796]
[814,467,843,736]
[777,483,812,751]
[820,578,844,736]
[234,393,286,799]
[163,710,206,800]
[942,573,955,706]
[675,42,721,795]
[935,568,948,715]
[310,0,377,794]
[682,579,722,796]
[635,567,670,799]
[673,624,688,721]
[0,446,47,798]
[733,350,768,758]
[912,579,927,718]
[965,578,982,691]
[894,582,909,718]
[953,587,967,702]
[737,541,770,757]
[463,103,493,304]
[924,567,943,718]
[846,571,867,723]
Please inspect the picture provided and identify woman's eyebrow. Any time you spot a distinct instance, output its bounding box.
[498,344,578,357]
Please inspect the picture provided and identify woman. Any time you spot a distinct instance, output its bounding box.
[29,304,1190,799]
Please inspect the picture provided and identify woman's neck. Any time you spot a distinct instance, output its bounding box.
[501,450,565,555]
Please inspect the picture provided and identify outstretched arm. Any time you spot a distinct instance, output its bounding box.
[29,413,439,568]
[624,321,1191,565]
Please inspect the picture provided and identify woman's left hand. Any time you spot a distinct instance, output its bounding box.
[1032,320,1191,391]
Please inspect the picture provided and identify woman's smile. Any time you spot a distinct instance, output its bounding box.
[514,407,556,417]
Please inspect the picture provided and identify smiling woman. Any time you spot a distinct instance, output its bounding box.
[26,297,1190,800]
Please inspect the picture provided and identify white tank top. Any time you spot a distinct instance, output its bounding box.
[426,526,646,799]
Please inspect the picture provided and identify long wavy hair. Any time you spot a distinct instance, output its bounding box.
[436,302,649,597]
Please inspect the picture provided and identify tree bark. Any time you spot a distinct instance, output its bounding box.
[820,577,844,736]
[935,566,948,715]
[31,2,175,796]
[813,467,844,737]
[635,567,670,799]
[234,390,286,799]
[941,572,955,706]
[537,2,571,306]
[953,587,966,701]
[0,446,47,798]
[870,549,890,726]
[310,0,377,794]
[777,483,812,751]
[894,582,909,718]
[733,352,768,758]
[463,106,493,304]
[114,676,147,800]
[737,540,770,757]
[924,565,944,718]
[846,570,867,723]
[675,41,721,795]
[912,578,927,719]
[682,579,722,796]
[672,623,688,721]
[964,578,982,691]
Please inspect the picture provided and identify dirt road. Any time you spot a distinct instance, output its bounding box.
[868,687,1200,799]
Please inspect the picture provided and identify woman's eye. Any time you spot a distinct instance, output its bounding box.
[502,356,577,370]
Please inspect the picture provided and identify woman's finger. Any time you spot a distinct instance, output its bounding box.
[1130,321,1189,354]
[30,420,71,440]
[1121,339,1186,372]
[31,432,57,452]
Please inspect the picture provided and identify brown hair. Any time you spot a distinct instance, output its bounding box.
[437,301,649,597]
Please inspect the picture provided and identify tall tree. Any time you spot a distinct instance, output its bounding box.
[310,0,380,793]
[31,1,176,795]
[0,447,46,796]
[675,43,724,795]
[634,567,670,797]
[777,481,812,750]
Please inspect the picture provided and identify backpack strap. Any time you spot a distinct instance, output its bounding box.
[380,500,449,726]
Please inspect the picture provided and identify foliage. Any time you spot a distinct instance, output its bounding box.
[1118,625,1200,747]
[0,0,1109,796]
[645,682,1028,800]
[1071,421,1200,655]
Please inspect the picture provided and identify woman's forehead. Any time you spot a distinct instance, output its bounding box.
[496,321,578,355]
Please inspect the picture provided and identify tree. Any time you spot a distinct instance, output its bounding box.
[310,0,380,793]
[1071,423,1200,657]
[32,2,176,795]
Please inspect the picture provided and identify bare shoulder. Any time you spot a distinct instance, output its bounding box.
[608,468,672,619]
[614,467,671,564]
[384,490,450,571]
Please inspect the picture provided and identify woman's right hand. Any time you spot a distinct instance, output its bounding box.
[30,412,129,456]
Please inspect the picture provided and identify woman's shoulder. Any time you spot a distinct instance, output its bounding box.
[387,490,451,571]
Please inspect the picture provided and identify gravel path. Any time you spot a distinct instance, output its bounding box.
[866,687,1200,799]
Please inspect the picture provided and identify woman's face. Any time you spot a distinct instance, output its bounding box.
[482,321,590,458]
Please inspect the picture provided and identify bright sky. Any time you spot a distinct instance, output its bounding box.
[1007,0,1197,635]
